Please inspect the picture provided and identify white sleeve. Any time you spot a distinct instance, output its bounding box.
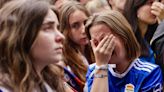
[83,82,88,92]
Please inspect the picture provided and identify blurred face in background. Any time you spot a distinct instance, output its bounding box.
[69,10,89,46]
[137,0,157,25]
[108,0,126,12]
[54,0,67,10]
[78,0,90,4]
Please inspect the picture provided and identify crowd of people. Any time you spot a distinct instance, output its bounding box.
[0,0,164,92]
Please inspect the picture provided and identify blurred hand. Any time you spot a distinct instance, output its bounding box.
[90,35,116,66]
[151,2,164,23]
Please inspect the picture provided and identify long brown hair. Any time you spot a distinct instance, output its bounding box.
[123,0,157,58]
[59,0,94,84]
[0,0,65,92]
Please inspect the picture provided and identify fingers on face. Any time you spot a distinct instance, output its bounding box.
[151,2,164,12]
[99,35,115,54]
[103,35,115,55]
[96,35,109,49]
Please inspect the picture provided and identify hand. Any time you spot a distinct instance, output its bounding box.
[151,2,164,23]
[90,35,116,66]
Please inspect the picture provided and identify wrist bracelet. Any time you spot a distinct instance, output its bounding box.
[95,64,108,70]
[94,74,108,78]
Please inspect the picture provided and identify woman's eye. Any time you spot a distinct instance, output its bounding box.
[71,22,80,29]
[42,25,54,31]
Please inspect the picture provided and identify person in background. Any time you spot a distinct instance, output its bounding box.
[53,0,68,10]
[0,0,73,91]
[85,11,163,92]
[76,0,90,5]
[151,0,164,80]
[150,21,164,82]
[122,0,158,63]
[107,0,126,13]
[59,1,94,92]
[85,0,111,15]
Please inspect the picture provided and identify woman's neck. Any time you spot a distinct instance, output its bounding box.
[78,45,85,55]
[138,20,148,38]
[114,59,131,74]
[33,61,45,78]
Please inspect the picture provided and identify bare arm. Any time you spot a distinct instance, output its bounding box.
[90,70,108,92]
[90,35,116,92]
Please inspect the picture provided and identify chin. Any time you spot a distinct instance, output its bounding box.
[149,19,157,24]
[52,56,63,63]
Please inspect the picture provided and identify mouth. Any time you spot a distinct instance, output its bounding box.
[55,46,63,52]
[81,37,88,40]
[80,37,89,43]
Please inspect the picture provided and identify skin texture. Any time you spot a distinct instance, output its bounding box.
[108,0,126,12]
[89,24,129,72]
[30,9,65,73]
[151,1,164,23]
[69,10,89,46]
[137,0,157,25]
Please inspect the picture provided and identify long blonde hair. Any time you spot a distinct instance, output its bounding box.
[0,0,65,92]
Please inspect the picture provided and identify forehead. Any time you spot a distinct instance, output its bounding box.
[69,10,88,24]
[43,9,59,24]
[89,23,113,38]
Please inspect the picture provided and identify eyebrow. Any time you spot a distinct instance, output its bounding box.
[42,21,55,25]
[70,18,88,25]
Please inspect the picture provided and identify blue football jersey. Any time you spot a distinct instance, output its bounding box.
[86,58,163,92]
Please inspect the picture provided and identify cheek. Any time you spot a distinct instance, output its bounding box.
[115,40,126,58]
[30,39,51,59]
[137,6,154,19]
[70,31,81,42]
[31,33,54,58]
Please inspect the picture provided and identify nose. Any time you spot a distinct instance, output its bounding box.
[81,23,86,34]
[55,30,65,43]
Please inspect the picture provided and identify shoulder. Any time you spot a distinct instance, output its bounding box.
[133,59,163,91]
[151,21,164,45]
[133,58,160,74]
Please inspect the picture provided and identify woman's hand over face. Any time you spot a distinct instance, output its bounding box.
[90,35,116,66]
[151,1,164,23]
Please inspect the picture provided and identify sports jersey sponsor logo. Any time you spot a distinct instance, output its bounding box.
[125,84,134,92]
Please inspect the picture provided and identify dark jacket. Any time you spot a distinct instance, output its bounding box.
[151,21,164,79]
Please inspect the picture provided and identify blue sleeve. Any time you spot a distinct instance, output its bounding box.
[86,65,95,92]
[141,66,163,92]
